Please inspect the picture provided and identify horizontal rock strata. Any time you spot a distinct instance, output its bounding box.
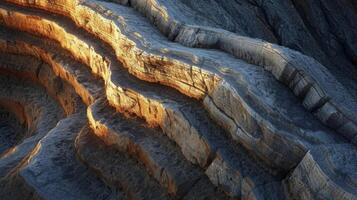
[0,0,355,199]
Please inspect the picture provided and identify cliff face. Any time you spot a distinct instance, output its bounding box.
[0,1,356,200]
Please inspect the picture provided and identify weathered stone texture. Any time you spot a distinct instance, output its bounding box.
[0,0,356,199]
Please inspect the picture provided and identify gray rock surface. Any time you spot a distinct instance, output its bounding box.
[0,0,356,199]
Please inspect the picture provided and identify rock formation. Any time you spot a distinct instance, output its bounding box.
[0,0,356,199]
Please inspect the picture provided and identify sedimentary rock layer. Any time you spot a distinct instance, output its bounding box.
[0,0,355,199]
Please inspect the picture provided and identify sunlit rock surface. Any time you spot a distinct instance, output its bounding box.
[0,0,356,199]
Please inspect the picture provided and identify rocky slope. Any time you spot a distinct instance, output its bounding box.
[0,0,356,199]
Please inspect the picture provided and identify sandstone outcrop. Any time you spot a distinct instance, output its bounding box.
[0,0,356,199]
